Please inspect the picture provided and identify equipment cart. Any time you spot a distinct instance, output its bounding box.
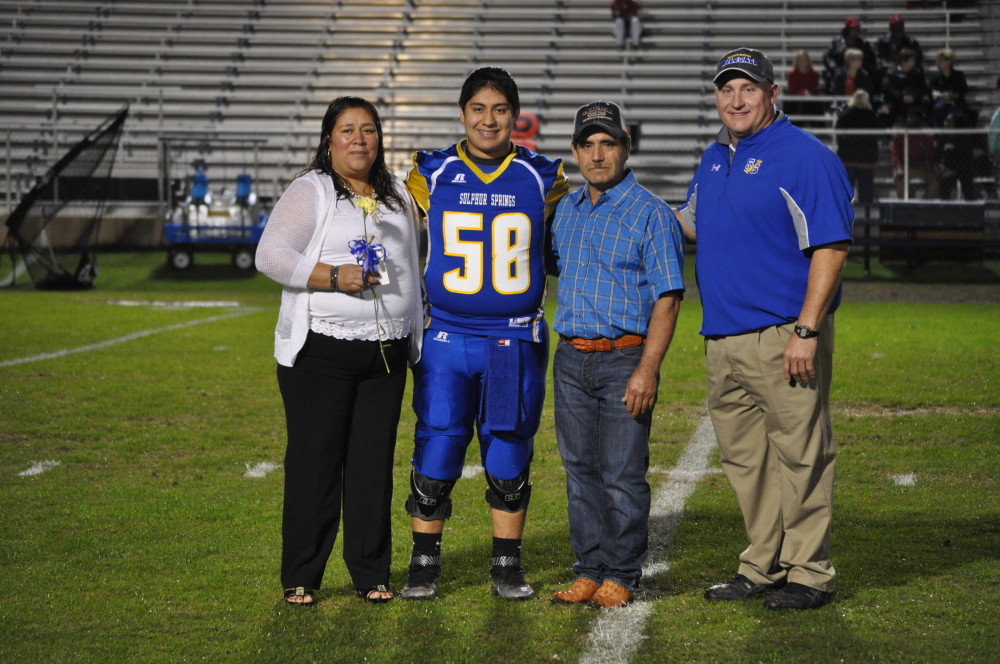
[158,135,270,270]
[164,216,266,271]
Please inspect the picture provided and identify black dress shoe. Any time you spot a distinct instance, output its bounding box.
[763,582,834,610]
[704,574,781,601]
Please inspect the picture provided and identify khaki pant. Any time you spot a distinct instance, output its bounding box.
[705,319,836,592]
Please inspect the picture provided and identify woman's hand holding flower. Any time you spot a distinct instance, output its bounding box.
[336,263,380,291]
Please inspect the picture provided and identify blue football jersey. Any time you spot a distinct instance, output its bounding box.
[407,141,568,340]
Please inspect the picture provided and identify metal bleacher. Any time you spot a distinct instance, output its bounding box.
[1,0,997,226]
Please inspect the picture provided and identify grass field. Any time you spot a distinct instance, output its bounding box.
[1,250,998,663]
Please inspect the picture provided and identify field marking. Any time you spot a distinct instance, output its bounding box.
[108,299,243,308]
[579,415,718,664]
[243,461,282,478]
[892,473,917,486]
[649,466,722,479]
[0,310,254,368]
[462,464,484,479]
[17,460,61,477]
[839,406,1000,417]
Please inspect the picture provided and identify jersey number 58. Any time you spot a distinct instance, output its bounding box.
[442,211,532,295]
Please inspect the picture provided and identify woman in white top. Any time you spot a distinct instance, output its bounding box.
[256,96,422,606]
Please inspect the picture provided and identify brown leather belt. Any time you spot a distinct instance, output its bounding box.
[560,334,646,353]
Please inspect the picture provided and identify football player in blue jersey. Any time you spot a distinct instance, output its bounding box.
[400,66,569,600]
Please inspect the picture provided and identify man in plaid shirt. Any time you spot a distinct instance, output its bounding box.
[548,101,685,609]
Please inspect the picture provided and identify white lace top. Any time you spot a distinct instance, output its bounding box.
[255,170,423,366]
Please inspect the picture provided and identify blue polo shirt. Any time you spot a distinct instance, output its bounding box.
[680,116,854,337]
[552,170,685,339]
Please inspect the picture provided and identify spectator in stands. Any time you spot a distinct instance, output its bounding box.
[836,90,883,205]
[875,14,923,78]
[256,96,423,607]
[822,17,877,88]
[928,49,969,127]
[878,49,928,128]
[787,51,820,97]
[785,50,822,121]
[611,0,642,51]
[935,111,979,200]
[891,107,939,199]
[827,48,876,101]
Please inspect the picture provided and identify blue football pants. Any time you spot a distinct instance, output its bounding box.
[411,328,548,481]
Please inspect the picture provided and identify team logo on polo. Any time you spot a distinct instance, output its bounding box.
[743,158,763,175]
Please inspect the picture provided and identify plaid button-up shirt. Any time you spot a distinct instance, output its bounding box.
[551,170,685,339]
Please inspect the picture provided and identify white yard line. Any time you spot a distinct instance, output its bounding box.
[579,415,718,664]
[17,460,61,477]
[243,461,282,479]
[892,473,916,486]
[0,310,253,368]
[107,300,242,308]
[461,464,484,479]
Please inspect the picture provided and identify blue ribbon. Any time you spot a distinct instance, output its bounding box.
[349,238,385,276]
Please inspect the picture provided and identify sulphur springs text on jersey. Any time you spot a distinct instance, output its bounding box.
[458,192,518,207]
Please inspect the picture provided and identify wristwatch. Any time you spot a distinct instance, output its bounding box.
[794,324,819,339]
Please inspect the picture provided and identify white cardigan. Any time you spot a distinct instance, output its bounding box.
[256,170,423,367]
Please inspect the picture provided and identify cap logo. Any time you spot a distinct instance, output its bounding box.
[573,101,626,141]
[723,53,758,67]
[583,105,615,122]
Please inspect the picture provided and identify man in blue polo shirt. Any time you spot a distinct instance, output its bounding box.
[549,101,685,608]
[677,48,854,610]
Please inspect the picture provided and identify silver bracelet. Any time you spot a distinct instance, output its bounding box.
[329,265,341,291]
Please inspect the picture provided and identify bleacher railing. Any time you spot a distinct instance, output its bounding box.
[3,125,999,222]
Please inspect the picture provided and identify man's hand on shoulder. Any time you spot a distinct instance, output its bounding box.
[674,207,696,242]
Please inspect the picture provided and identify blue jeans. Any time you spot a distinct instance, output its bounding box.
[553,340,652,590]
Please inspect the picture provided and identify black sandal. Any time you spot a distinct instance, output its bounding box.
[356,584,394,604]
[283,587,316,606]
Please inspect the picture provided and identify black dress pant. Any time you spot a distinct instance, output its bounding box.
[277,331,408,592]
